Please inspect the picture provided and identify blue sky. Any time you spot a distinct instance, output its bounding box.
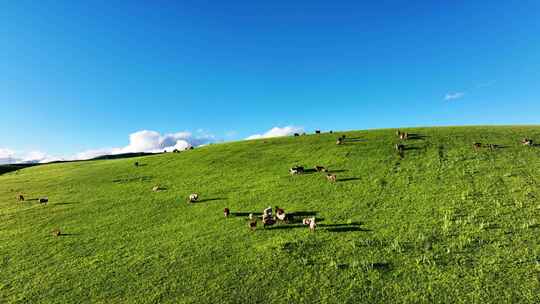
[1,1,539,162]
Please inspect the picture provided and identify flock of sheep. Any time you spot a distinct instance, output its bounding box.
[15,129,537,236]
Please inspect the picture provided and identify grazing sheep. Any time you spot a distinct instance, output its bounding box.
[263,206,273,220]
[396,130,401,137]
[248,213,254,220]
[326,174,337,182]
[249,220,257,231]
[395,144,404,152]
[294,133,300,137]
[18,194,24,201]
[315,166,327,172]
[289,166,305,175]
[336,137,344,145]
[224,208,230,217]
[173,149,180,153]
[473,142,482,150]
[488,144,497,151]
[315,130,321,134]
[152,185,161,192]
[188,193,199,203]
[302,218,312,225]
[134,162,139,167]
[275,207,287,221]
[51,228,61,237]
[39,197,48,204]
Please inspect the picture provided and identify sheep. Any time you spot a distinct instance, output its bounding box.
[152,185,161,192]
[302,218,312,225]
[18,194,24,201]
[188,193,199,203]
[248,220,257,231]
[248,213,254,220]
[224,208,230,217]
[395,144,404,152]
[39,197,48,204]
[275,207,287,221]
[396,130,402,137]
[134,162,139,167]
[51,228,61,237]
[326,174,337,182]
[315,166,327,172]
[473,142,482,150]
[336,137,344,145]
[329,130,333,134]
[315,130,321,134]
[294,133,300,137]
[263,206,273,220]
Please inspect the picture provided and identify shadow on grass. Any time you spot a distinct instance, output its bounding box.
[328,169,348,173]
[113,176,153,183]
[53,202,76,206]
[336,177,361,183]
[197,197,227,203]
[229,212,263,217]
[325,227,371,232]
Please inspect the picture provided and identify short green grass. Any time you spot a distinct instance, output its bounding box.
[1,126,539,303]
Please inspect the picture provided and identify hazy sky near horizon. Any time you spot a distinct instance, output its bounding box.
[1,1,540,162]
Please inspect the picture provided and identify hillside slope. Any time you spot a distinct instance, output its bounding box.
[1,126,539,303]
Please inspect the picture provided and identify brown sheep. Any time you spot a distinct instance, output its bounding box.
[224,208,230,217]
[249,220,257,231]
[51,228,61,237]
[399,132,408,140]
[326,174,337,182]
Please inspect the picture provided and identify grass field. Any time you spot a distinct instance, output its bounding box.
[1,126,539,303]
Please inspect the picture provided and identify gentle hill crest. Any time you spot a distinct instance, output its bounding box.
[1,126,539,303]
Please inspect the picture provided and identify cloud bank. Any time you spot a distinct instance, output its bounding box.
[0,130,217,165]
[246,126,304,140]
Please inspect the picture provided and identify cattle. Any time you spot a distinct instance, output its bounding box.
[341,135,346,139]
[396,130,402,137]
[51,228,61,237]
[18,194,24,201]
[189,146,194,150]
[294,133,300,137]
[315,166,327,172]
[134,162,139,167]
[522,138,533,146]
[336,137,344,145]
[263,206,273,221]
[329,131,333,134]
[224,208,230,217]
[173,149,180,153]
[263,217,276,227]
[188,193,199,203]
[399,132,408,140]
[309,219,316,232]
[326,174,337,182]
[395,144,405,152]
[152,185,161,192]
[248,220,257,231]
[289,166,305,175]
[315,130,321,134]
[473,142,482,150]
[275,207,287,221]
[39,197,48,204]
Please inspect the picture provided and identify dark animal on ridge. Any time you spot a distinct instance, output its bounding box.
[315,130,321,134]
[294,133,300,137]
[134,162,139,167]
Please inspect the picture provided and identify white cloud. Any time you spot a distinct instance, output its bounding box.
[444,92,465,101]
[0,129,218,165]
[246,126,304,140]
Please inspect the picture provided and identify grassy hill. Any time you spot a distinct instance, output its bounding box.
[1,126,539,303]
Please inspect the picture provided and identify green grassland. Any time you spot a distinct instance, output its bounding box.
[1,126,539,303]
